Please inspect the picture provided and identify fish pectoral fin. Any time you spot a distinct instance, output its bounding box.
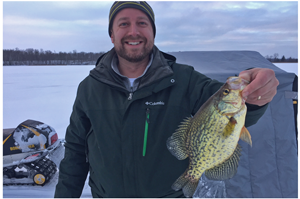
[205,144,242,181]
[222,117,237,137]
[171,170,199,198]
[166,117,192,160]
[171,171,189,191]
[239,126,252,147]
[182,180,198,198]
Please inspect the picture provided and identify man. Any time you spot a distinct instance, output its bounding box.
[55,1,279,198]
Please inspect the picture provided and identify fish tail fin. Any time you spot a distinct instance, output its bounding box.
[166,117,192,160]
[172,171,198,197]
[240,126,252,147]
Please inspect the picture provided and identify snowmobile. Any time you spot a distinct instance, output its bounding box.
[3,119,65,186]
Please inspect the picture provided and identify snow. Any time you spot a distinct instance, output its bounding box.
[3,172,92,198]
[3,65,94,198]
[273,63,298,75]
[13,126,46,152]
[3,63,297,198]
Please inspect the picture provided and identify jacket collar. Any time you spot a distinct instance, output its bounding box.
[111,52,154,92]
[90,45,176,92]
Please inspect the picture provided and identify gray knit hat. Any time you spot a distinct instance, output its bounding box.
[108,1,156,37]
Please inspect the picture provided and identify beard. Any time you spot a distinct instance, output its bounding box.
[114,35,153,63]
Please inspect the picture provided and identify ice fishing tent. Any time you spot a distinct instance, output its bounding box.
[168,51,298,198]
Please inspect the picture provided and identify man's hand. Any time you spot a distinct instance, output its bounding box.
[239,68,279,106]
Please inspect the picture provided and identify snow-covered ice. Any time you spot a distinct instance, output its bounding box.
[3,172,92,198]
[3,63,297,198]
[3,65,94,139]
[3,65,94,198]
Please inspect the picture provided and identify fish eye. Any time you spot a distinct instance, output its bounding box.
[223,89,230,95]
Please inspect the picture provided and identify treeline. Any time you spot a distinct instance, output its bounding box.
[3,48,298,66]
[3,48,105,66]
[265,53,298,63]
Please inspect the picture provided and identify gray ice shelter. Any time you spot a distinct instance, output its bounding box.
[168,51,298,198]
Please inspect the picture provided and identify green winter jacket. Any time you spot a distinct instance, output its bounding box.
[54,46,267,198]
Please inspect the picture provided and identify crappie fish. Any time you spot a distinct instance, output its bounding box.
[166,76,252,197]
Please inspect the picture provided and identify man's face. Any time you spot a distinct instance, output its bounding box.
[110,8,154,63]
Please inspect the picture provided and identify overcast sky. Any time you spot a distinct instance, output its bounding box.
[3,1,298,58]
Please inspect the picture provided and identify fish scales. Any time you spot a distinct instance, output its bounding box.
[167,76,252,197]
[188,106,241,178]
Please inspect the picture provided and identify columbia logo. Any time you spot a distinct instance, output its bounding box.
[145,101,165,106]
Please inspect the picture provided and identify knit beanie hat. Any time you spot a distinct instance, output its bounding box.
[108,1,156,37]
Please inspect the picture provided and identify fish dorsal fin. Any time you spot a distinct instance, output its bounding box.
[166,117,192,160]
[205,144,242,181]
[240,126,252,147]
[223,117,237,137]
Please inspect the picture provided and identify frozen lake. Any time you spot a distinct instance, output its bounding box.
[3,65,94,138]
[2,62,298,198]
[273,63,298,75]
[3,63,298,139]
[3,65,94,198]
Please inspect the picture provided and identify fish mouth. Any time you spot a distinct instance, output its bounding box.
[224,101,238,106]
[223,100,243,109]
[227,76,249,84]
[227,77,249,90]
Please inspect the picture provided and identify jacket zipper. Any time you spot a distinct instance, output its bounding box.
[128,93,133,100]
[143,108,150,156]
[128,87,133,100]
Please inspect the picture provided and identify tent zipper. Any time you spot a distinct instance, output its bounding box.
[143,108,150,156]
